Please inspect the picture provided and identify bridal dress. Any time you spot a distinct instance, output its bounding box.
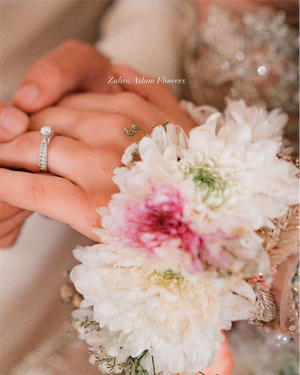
[4,1,299,375]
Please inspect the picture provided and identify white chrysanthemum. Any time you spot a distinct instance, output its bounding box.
[113,124,188,203]
[114,117,298,230]
[223,99,294,154]
[180,99,219,126]
[185,115,298,226]
[70,242,255,374]
[121,142,139,166]
[224,98,289,142]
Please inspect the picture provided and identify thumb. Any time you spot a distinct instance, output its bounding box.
[0,101,29,142]
[12,39,121,114]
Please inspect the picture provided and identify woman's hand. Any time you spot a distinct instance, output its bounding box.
[0,67,196,240]
[0,102,33,247]
[0,40,124,247]
[201,332,233,375]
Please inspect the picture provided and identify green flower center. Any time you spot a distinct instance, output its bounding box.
[150,268,185,290]
[191,166,227,201]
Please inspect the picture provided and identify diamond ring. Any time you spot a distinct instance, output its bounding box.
[38,126,54,172]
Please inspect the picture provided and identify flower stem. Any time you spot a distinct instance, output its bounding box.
[151,355,156,375]
[134,350,148,375]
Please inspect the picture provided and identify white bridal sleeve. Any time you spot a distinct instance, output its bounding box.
[96,0,183,97]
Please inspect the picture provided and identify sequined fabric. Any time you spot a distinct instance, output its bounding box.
[181,3,299,116]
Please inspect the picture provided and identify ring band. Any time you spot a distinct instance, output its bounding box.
[38,126,54,172]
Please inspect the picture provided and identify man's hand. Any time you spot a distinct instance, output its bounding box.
[0,102,29,142]
[0,202,32,248]
[12,39,122,114]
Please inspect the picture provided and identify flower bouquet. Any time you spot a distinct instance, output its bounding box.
[67,100,299,375]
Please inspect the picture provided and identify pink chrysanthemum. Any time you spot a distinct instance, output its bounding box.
[101,184,233,272]
[103,184,192,247]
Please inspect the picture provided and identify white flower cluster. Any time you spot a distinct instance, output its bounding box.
[70,100,299,375]
[118,100,297,231]
[71,243,255,374]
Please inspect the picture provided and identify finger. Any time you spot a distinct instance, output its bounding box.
[29,108,133,144]
[0,201,25,221]
[0,227,23,248]
[57,92,162,129]
[201,332,233,375]
[0,209,32,238]
[0,124,128,189]
[58,91,195,131]
[29,106,107,136]
[113,64,180,110]
[0,131,89,177]
[0,168,99,241]
[11,40,122,114]
[0,102,29,142]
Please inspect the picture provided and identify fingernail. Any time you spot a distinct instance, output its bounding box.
[12,83,40,105]
[1,107,27,135]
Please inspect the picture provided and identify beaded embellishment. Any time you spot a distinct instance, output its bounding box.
[181,3,299,116]
[253,156,299,341]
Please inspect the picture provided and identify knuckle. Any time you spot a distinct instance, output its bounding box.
[0,229,20,248]
[0,202,21,221]
[77,110,95,124]
[0,219,17,237]
[30,107,56,128]
[88,144,120,171]
[102,113,131,127]
[25,178,46,203]
[12,132,36,154]
[119,92,143,107]
[33,56,66,87]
